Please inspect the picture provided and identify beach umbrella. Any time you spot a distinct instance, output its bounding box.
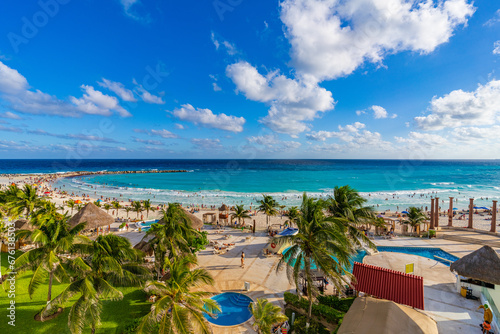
[75,200,82,204]
[14,219,34,231]
[377,214,383,218]
[450,246,500,285]
[453,208,458,211]
[68,203,114,230]
[402,211,409,214]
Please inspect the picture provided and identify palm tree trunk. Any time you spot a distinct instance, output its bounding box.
[91,326,95,334]
[47,271,54,303]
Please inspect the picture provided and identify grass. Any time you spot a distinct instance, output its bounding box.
[0,252,151,333]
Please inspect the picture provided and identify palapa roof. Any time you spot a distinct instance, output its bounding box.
[68,203,114,230]
[218,204,228,212]
[14,219,34,231]
[155,209,203,230]
[337,296,438,334]
[450,245,500,285]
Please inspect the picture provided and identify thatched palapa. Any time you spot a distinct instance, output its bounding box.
[450,245,500,285]
[68,203,114,230]
[14,219,34,231]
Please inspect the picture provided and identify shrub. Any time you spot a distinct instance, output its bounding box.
[289,312,331,334]
[284,292,344,323]
[317,295,356,313]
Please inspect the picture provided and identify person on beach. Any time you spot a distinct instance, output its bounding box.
[478,304,492,330]
[241,251,245,268]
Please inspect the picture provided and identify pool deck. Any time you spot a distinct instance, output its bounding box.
[121,227,500,333]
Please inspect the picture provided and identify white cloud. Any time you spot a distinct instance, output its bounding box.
[415,80,500,130]
[191,138,222,150]
[246,134,301,152]
[213,83,222,91]
[175,123,185,130]
[171,104,245,133]
[98,78,136,102]
[0,125,23,133]
[150,129,178,138]
[0,61,27,94]
[134,85,165,104]
[356,110,366,116]
[494,41,500,55]
[211,32,237,55]
[280,0,475,81]
[395,131,448,148]
[484,9,500,27]
[371,105,397,119]
[70,85,132,117]
[133,137,163,146]
[453,126,500,141]
[226,61,334,136]
[306,122,365,141]
[119,0,150,22]
[0,111,23,120]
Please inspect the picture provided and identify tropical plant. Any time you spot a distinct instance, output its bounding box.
[66,199,76,214]
[145,204,199,279]
[13,214,90,316]
[132,201,143,219]
[142,199,153,218]
[8,184,41,217]
[137,255,220,334]
[103,203,111,215]
[324,185,376,249]
[258,195,278,226]
[93,200,101,207]
[124,206,132,218]
[285,206,300,227]
[111,201,121,216]
[231,204,251,225]
[275,193,356,324]
[403,206,427,233]
[250,298,288,334]
[47,234,150,334]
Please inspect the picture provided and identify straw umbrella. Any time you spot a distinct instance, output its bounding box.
[68,202,114,232]
[450,245,500,285]
[183,210,203,230]
[14,219,34,231]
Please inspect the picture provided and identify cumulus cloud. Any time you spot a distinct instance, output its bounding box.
[371,105,397,119]
[134,84,165,104]
[71,85,132,117]
[494,41,500,55]
[395,131,448,148]
[306,122,365,141]
[246,134,301,152]
[98,78,137,102]
[280,0,475,81]
[226,61,334,136]
[415,80,500,130]
[171,104,245,133]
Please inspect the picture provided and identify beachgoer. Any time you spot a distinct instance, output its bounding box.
[241,251,245,268]
[478,304,493,325]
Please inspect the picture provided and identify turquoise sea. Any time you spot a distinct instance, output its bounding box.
[1,159,500,210]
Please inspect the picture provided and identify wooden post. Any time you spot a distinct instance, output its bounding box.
[448,197,454,226]
[491,201,497,233]
[430,198,435,230]
[468,198,474,229]
[435,197,440,228]
[253,219,256,234]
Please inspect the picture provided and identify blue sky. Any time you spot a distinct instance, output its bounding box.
[0,0,499,159]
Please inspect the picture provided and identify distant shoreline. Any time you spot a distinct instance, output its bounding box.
[0,169,188,178]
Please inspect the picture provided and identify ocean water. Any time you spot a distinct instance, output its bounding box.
[1,159,500,210]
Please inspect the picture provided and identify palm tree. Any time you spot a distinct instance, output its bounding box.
[403,206,427,233]
[103,203,111,215]
[111,201,121,216]
[145,204,199,279]
[137,255,220,334]
[93,200,101,207]
[285,206,300,227]
[143,199,153,218]
[132,201,143,219]
[66,199,76,214]
[124,206,131,218]
[9,184,41,217]
[258,195,278,226]
[231,204,251,225]
[48,234,150,334]
[14,214,90,316]
[250,298,288,334]
[324,185,376,249]
[275,193,355,324]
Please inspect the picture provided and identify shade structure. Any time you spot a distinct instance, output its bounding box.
[68,203,114,230]
[133,234,155,255]
[450,245,500,285]
[14,219,34,231]
[352,262,425,309]
[337,296,438,334]
[402,211,409,214]
[156,208,203,230]
[218,204,229,212]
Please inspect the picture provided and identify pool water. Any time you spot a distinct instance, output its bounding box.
[138,219,159,231]
[204,292,253,326]
[283,246,458,272]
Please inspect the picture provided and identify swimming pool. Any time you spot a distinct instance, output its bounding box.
[283,246,458,272]
[137,219,159,231]
[204,292,253,326]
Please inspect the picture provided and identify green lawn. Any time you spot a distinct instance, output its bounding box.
[0,252,151,334]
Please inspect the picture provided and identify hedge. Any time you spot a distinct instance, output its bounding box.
[284,292,344,324]
[317,295,356,313]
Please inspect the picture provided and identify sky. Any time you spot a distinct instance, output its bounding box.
[0,0,499,159]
